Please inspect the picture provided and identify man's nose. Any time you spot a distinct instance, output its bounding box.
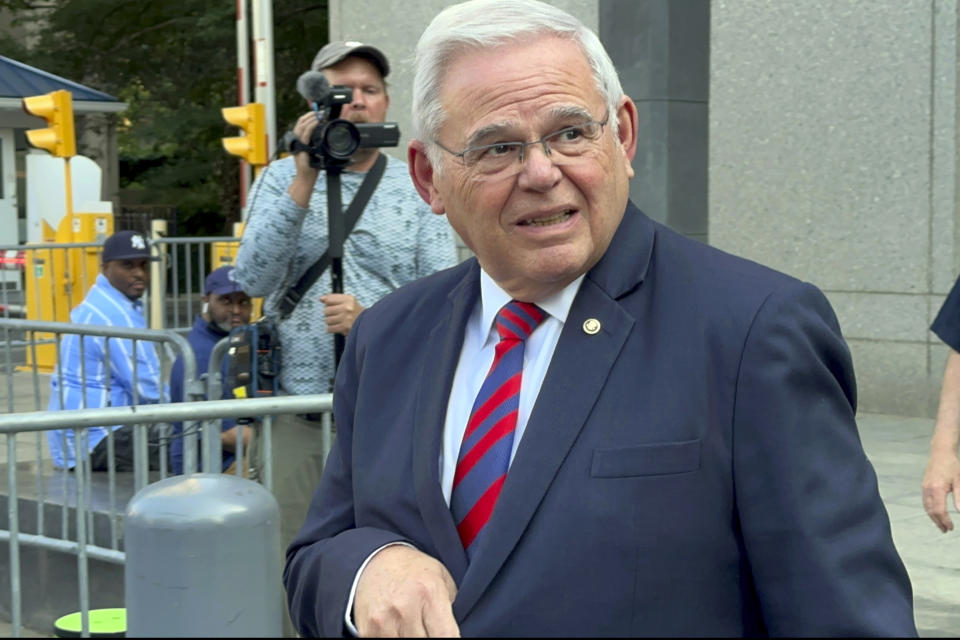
[517,142,561,190]
[349,90,367,110]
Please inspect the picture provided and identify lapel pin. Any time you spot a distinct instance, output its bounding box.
[582,318,601,335]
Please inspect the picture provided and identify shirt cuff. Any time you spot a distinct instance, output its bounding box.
[344,541,416,636]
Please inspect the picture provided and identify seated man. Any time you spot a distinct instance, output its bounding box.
[47,230,165,471]
[169,265,253,474]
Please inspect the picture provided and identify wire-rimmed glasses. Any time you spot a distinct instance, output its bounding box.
[434,113,610,180]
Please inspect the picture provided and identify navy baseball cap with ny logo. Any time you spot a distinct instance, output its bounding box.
[101,230,157,263]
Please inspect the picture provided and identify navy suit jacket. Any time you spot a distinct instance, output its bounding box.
[284,202,916,637]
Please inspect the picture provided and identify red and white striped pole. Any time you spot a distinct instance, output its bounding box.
[236,0,251,211]
[252,0,277,165]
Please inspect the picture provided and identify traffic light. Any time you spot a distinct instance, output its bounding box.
[222,102,267,166]
[22,89,76,158]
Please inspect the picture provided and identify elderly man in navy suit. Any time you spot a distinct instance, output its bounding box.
[283,0,917,636]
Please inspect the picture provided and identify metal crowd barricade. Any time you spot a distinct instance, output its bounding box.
[0,235,242,337]
[205,336,334,489]
[0,318,207,479]
[0,317,200,637]
[0,393,332,637]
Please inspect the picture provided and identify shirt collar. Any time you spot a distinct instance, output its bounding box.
[477,269,584,338]
[95,273,144,313]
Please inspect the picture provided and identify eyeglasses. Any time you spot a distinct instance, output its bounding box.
[434,113,610,180]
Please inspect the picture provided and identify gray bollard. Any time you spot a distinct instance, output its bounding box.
[124,473,283,637]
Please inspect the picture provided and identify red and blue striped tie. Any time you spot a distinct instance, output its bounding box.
[451,300,546,557]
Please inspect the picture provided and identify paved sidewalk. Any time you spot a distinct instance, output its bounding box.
[0,409,955,636]
[857,412,960,637]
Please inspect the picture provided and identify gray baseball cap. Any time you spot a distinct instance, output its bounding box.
[311,41,390,78]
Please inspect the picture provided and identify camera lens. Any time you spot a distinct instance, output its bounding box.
[321,120,360,160]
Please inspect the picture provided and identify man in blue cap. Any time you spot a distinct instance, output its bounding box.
[169,265,254,474]
[47,230,165,471]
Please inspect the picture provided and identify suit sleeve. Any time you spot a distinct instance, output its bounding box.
[732,281,916,636]
[931,273,960,351]
[282,309,415,638]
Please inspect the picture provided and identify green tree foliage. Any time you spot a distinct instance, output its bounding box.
[0,0,327,235]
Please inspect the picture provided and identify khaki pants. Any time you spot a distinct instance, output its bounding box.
[249,412,330,638]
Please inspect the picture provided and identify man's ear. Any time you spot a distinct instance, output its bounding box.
[408,140,446,215]
[615,96,639,175]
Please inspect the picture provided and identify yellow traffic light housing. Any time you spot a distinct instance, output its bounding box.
[222,102,267,166]
[22,89,76,158]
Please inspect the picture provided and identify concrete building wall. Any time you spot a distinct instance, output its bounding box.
[601,0,709,243]
[710,0,955,417]
[332,0,951,418]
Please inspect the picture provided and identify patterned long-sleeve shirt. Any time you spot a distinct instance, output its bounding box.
[47,273,164,469]
[234,153,459,395]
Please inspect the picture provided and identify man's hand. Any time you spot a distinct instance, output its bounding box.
[320,293,364,335]
[354,545,460,637]
[922,444,960,532]
[287,111,322,207]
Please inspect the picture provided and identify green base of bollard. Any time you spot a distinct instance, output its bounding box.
[53,608,126,638]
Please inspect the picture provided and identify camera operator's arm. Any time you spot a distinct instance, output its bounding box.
[288,111,322,207]
[234,111,322,298]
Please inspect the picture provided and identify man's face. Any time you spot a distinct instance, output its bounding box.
[411,36,637,301]
[102,258,149,301]
[321,56,389,125]
[204,291,252,332]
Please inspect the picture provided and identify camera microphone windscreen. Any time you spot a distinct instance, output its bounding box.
[296,70,331,106]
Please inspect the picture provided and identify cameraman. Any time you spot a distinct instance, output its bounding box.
[233,38,458,610]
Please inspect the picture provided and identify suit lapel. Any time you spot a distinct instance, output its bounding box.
[412,262,480,584]
[452,204,656,619]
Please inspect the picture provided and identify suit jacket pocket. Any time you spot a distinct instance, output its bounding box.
[591,439,701,477]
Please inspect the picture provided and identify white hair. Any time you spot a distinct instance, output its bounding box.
[412,0,624,169]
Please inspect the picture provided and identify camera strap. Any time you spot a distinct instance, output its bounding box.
[276,152,387,319]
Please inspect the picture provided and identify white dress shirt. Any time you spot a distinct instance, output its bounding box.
[440,270,583,502]
[345,269,584,634]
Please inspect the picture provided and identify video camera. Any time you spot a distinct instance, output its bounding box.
[225,319,281,425]
[292,70,400,170]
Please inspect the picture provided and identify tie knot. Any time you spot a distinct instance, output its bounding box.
[495,300,545,342]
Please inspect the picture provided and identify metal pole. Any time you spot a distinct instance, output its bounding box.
[252,0,277,159]
[236,0,252,209]
[325,169,345,380]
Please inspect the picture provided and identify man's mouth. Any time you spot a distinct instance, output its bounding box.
[518,209,575,227]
